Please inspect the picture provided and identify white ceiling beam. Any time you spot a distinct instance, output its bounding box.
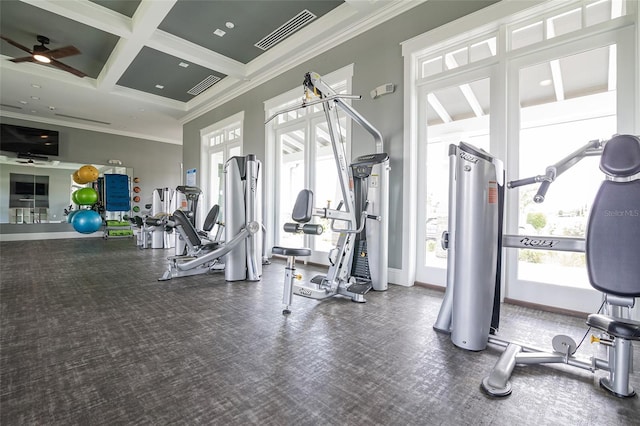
[281,134,304,150]
[19,0,132,38]
[611,0,623,19]
[445,53,484,117]
[427,93,452,123]
[96,0,177,91]
[459,84,484,117]
[148,31,246,79]
[608,44,617,91]
[549,59,565,102]
[546,21,565,102]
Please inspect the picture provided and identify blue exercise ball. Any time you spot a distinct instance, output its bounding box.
[72,210,102,234]
[66,210,79,223]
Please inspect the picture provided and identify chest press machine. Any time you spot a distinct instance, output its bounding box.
[434,134,640,398]
[268,72,390,314]
[159,154,263,283]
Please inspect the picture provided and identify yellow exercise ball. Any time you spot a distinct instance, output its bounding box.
[73,170,88,185]
[77,165,99,183]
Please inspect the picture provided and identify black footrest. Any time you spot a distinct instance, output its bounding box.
[272,246,311,257]
[310,275,325,284]
[347,281,372,295]
[586,314,640,340]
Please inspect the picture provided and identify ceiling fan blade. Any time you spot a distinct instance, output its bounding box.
[11,56,36,63]
[51,58,86,78]
[0,35,33,54]
[47,45,80,59]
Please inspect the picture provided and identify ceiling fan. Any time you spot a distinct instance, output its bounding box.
[0,34,86,77]
[16,158,47,166]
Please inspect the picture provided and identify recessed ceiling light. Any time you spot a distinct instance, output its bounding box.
[19,100,28,105]
[179,62,189,68]
[539,79,552,86]
[31,84,41,88]
[30,96,40,100]
[155,84,164,89]
[214,29,226,37]
[48,106,55,110]
[225,22,235,29]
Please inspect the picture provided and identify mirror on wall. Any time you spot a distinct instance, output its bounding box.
[0,156,133,224]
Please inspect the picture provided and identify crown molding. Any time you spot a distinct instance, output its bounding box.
[0,111,181,145]
[180,0,427,125]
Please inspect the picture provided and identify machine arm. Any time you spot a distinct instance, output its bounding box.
[508,138,605,203]
[266,72,384,153]
[305,72,384,153]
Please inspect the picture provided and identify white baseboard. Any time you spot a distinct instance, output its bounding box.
[388,267,413,287]
[0,232,102,242]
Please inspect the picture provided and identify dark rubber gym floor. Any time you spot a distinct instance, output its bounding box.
[1,238,638,425]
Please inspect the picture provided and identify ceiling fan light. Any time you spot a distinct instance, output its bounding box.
[33,53,51,63]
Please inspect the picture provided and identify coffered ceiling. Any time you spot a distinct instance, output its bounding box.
[0,0,422,144]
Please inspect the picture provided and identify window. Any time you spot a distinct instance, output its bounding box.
[403,0,638,313]
[200,112,243,225]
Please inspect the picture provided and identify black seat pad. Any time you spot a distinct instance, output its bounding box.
[272,246,311,257]
[586,313,640,340]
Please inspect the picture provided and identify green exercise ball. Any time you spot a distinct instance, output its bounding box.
[74,187,99,206]
[71,210,102,234]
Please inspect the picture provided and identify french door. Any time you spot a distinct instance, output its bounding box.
[415,69,494,285]
[504,31,632,312]
[275,115,348,265]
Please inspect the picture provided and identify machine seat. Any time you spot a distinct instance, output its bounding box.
[586,314,640,340]
[172,209,203,247]
[272,246,311,257]
[201,205,220,233]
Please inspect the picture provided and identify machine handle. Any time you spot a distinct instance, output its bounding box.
[534,180,551,203]
[283,223,324,235]
[507,176,541,188]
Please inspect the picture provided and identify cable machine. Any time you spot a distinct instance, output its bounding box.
[268,71,390,313]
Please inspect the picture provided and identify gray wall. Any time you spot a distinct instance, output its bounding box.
[182,0,497,268]
[0,117,182,234]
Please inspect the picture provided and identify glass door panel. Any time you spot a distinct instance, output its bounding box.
[510,44,616,308]
[313,119,344,255]
[276,126,306,248]
[417,76,491,285]
[209,150,225,219]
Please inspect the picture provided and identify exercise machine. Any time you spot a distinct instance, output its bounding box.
[150,187,176,248]
[268,72,389,313]
[173,185,209,256]
[159,154,263,282]
[433,134,640,398]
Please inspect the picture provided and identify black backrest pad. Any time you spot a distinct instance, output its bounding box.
[173,209,202,247]
[202,205,220,232]
[292,189,314,223]
[600,134,640,177]
[587,180,640,297]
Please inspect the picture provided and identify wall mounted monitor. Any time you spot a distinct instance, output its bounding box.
[0,124,59,157]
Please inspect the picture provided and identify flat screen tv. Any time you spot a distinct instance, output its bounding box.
[14,181,48,196]
[0,123,59,157]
